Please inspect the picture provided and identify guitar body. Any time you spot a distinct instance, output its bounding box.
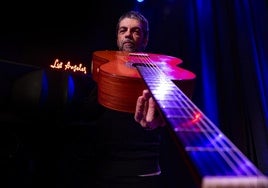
[91,50,196,113]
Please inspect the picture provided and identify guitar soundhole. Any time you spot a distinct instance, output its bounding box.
[125,61,136,69]
[132,62,156,68]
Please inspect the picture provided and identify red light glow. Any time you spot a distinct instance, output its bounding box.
[192,112,202,123]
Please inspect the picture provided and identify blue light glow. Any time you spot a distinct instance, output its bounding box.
[40,71,48,105]
[67,75,75,103]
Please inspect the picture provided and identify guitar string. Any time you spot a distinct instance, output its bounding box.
[139,55,245,175]
[130,53,259,176]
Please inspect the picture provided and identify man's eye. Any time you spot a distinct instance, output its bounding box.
[133,29,142,35]
[134,31,141,36]
[119,29,126,33]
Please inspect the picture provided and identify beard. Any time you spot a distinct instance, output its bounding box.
[118,40,136,52]
[118,39,145,52]
[121,43,136,52]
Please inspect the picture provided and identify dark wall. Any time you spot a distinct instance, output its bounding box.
[0,1,139,67]
[0,0,189,69]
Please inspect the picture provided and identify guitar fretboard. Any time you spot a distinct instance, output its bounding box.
[136,63,268,188]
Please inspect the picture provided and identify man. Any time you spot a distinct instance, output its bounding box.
[58,10,168,188]
[115,10,165,130]
[92,10,166,188]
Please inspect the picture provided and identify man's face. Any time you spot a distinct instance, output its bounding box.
[117,18,147,52]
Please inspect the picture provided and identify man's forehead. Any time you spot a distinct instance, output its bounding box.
[119,18,142,28]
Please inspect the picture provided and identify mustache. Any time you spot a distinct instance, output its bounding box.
[123,39,134,44]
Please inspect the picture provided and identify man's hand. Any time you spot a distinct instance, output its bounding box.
[134,89,166,130]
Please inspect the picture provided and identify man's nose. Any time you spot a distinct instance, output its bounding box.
[125,30,132,37]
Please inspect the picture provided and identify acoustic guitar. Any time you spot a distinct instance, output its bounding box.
[91,50,268,187]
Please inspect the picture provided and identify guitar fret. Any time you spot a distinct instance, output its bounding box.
[188,150,259,176]
[162,108,192,116]
[175,131,230,149]
[168,117,214,132]
[153,94,181,101]
[185,147,236,152]
[154,100,182,108]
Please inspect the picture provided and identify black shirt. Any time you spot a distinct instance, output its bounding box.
[80,81,162,177]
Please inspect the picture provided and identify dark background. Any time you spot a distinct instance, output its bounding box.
[1,0,268,187]
[1,1,150,65]
[0,0,191,69]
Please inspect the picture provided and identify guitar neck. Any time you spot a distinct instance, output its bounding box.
[136,64,268,188]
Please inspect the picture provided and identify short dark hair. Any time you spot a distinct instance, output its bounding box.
[116,10,149,40]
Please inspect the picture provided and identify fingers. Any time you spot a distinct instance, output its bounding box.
[134,96,147,127]
[142,89,151,100]
[145,97,156,122]
[134,90,150,121]
[134,89,166,130]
